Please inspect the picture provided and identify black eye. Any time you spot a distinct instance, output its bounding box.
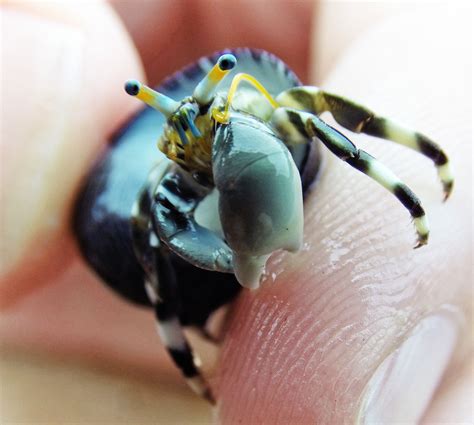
[124,80,140,96]
[218,54,237,71]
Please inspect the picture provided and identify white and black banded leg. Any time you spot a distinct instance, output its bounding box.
[277,87,454,199]
[146,248,215,403]
[273,107,430,247]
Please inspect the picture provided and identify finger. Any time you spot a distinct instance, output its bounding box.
[110,0,188,86]
[111,0,314,85]
[312,1,410,82]
[0,261,172,375]
[0,258,220,397]
[0,1,143,306]
[421,356,473,423]
[216,5,471,423]
[0,258,216,422]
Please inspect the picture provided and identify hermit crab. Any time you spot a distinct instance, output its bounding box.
[74,48,453,402]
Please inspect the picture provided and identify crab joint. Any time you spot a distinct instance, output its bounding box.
[212,73,280,124]
[124,79,180,118]
[193,54,237,105]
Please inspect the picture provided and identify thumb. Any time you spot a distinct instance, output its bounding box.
[215,6,471,424]
[0,2,143,306]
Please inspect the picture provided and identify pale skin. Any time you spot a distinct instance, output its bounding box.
[0,1,472,423]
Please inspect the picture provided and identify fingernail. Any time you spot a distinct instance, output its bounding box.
[358,314,458,424]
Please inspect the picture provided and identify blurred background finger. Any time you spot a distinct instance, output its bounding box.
[111,0,314,84]
[0,1,143,306]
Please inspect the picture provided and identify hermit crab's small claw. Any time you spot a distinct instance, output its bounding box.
[124,79,180,117]
[193,54,237,105]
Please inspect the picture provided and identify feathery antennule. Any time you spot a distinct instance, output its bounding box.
[124,79,180,117]
[193,54,237,105]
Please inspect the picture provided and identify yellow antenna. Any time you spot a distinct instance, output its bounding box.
[124,79,180,117]
[193,54,237,105]
[212,73,279,124]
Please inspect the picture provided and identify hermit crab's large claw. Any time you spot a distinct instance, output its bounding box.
[213,113,304,289]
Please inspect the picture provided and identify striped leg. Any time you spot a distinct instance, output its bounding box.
[276,87,454,199]
[146,248,215,403]
[273,107,430,248]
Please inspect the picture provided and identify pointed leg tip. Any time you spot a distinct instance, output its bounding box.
[414,236,429,249]
[443,187,453,202]
[187,375,216,404]
[442,181,454,202]
[204,388,216,405]
[198,327,222,345]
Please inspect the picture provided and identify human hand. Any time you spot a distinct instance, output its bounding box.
[1,1,471,423]
[216,4,472,422]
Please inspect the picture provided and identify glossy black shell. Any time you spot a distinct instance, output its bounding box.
[73,49,316,327]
